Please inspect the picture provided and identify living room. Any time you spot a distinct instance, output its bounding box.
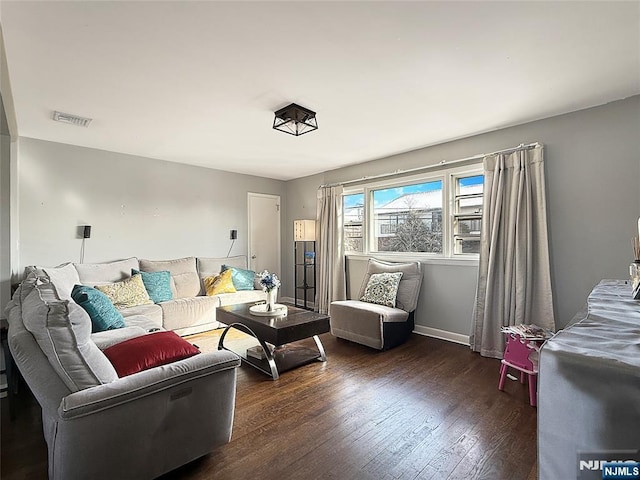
[1,2,639,480]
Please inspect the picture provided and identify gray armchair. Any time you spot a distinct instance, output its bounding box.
[330,259,423,350]
[5,273,240,480]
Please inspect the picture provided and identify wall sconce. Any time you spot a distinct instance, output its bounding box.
[79,225,91,263]
[294,220,316,241]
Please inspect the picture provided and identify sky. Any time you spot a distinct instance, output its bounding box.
[344,175,483,209]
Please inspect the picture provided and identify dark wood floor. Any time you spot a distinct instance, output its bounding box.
[1,333,537,480]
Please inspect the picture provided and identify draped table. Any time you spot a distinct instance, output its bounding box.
[538,280,640,480]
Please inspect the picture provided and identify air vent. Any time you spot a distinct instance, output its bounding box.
[52,111,92,127]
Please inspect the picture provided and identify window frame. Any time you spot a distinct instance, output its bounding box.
[343,163,483,261]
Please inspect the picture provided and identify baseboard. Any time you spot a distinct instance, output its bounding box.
[413,325,470,346]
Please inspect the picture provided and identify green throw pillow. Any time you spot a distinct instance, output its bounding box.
[221,265,256,291]
[71,284,126,333]
[132,269,173,303]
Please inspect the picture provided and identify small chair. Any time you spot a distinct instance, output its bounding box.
[329,259,422,351]
[498,333,540,406]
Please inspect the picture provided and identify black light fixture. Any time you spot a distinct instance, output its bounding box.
[273,103,318,136]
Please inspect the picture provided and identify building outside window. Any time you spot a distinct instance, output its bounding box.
[373,180,443,253]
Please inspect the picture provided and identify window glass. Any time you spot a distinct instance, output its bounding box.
[453,174,483,254]
[372,180,443,253]
[343,193,364,252]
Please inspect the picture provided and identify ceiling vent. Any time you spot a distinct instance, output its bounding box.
[52,111,92,127]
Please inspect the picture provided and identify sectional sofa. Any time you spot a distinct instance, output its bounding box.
[28,255,266,348]
[4,255,263,479]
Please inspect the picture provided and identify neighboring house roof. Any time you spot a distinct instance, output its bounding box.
[344,183,482,220]
[377,184,482,213]
[378,190,443,212]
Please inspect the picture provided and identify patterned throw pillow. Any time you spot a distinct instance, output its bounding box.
[204,269,237,296]
[95,273,153,309]
[132,269,173,303]
[360,272,404,307]
[71,285,126,333]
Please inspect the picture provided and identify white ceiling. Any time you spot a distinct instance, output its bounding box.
[1,1,639,181]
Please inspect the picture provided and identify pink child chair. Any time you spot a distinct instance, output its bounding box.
[498,333,540,407]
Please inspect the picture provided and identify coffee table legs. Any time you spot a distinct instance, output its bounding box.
[218,323,279,379]
[313,335,326,362]
[218,324,327,380]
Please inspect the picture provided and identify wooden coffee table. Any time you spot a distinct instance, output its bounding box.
[216,303,330,380]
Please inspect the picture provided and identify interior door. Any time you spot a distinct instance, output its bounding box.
[248,193,281,278]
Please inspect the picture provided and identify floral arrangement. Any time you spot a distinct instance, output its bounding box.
[259,270,281,292]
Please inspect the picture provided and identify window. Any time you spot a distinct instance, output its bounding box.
[372,180,443,253]
[343,193,364,253]
[453,174,483,254]
[343,166,483,258]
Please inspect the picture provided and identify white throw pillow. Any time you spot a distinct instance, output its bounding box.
[41,263,80,301]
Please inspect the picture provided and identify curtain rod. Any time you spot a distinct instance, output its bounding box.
[320,142,541,188]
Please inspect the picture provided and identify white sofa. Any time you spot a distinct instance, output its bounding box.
[27,255,266,346]
[6,266,241,480]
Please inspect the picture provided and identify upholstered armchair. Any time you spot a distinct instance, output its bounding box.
[330,259,423,350]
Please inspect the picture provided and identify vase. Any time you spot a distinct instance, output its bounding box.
[266,288,278,312]
[630,261,640,294]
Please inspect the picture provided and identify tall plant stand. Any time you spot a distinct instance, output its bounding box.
[294,241,316,310]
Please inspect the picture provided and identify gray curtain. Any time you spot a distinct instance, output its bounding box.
[315,185,346,314]
[470,145,555,358]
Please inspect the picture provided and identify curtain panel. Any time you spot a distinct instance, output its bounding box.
[471,145,555,358]
[315,185,346,314]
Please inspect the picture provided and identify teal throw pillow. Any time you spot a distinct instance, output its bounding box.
[221,265,256,291]
[132,269,173,303]
[71,284,126,333]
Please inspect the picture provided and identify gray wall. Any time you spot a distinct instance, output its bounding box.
[284,96,640,336]
[0,91,14,320]
[0,131,10,317]
[8,97,640,337]
[16,138,285,272]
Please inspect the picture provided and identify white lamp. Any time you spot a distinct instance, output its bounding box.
[294,220,316,241]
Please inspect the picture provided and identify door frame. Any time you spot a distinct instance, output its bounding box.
[247,192,281,276]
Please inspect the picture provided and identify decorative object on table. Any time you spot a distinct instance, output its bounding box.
[260,270,281,312]
[246,345,265,360]
[631,236,640,299]
[248,302,288,316]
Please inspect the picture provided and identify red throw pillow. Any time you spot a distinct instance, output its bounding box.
[103,331,200,377]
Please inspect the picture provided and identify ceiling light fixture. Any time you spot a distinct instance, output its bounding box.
[273,103,318,136]
[52,111,92,127]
